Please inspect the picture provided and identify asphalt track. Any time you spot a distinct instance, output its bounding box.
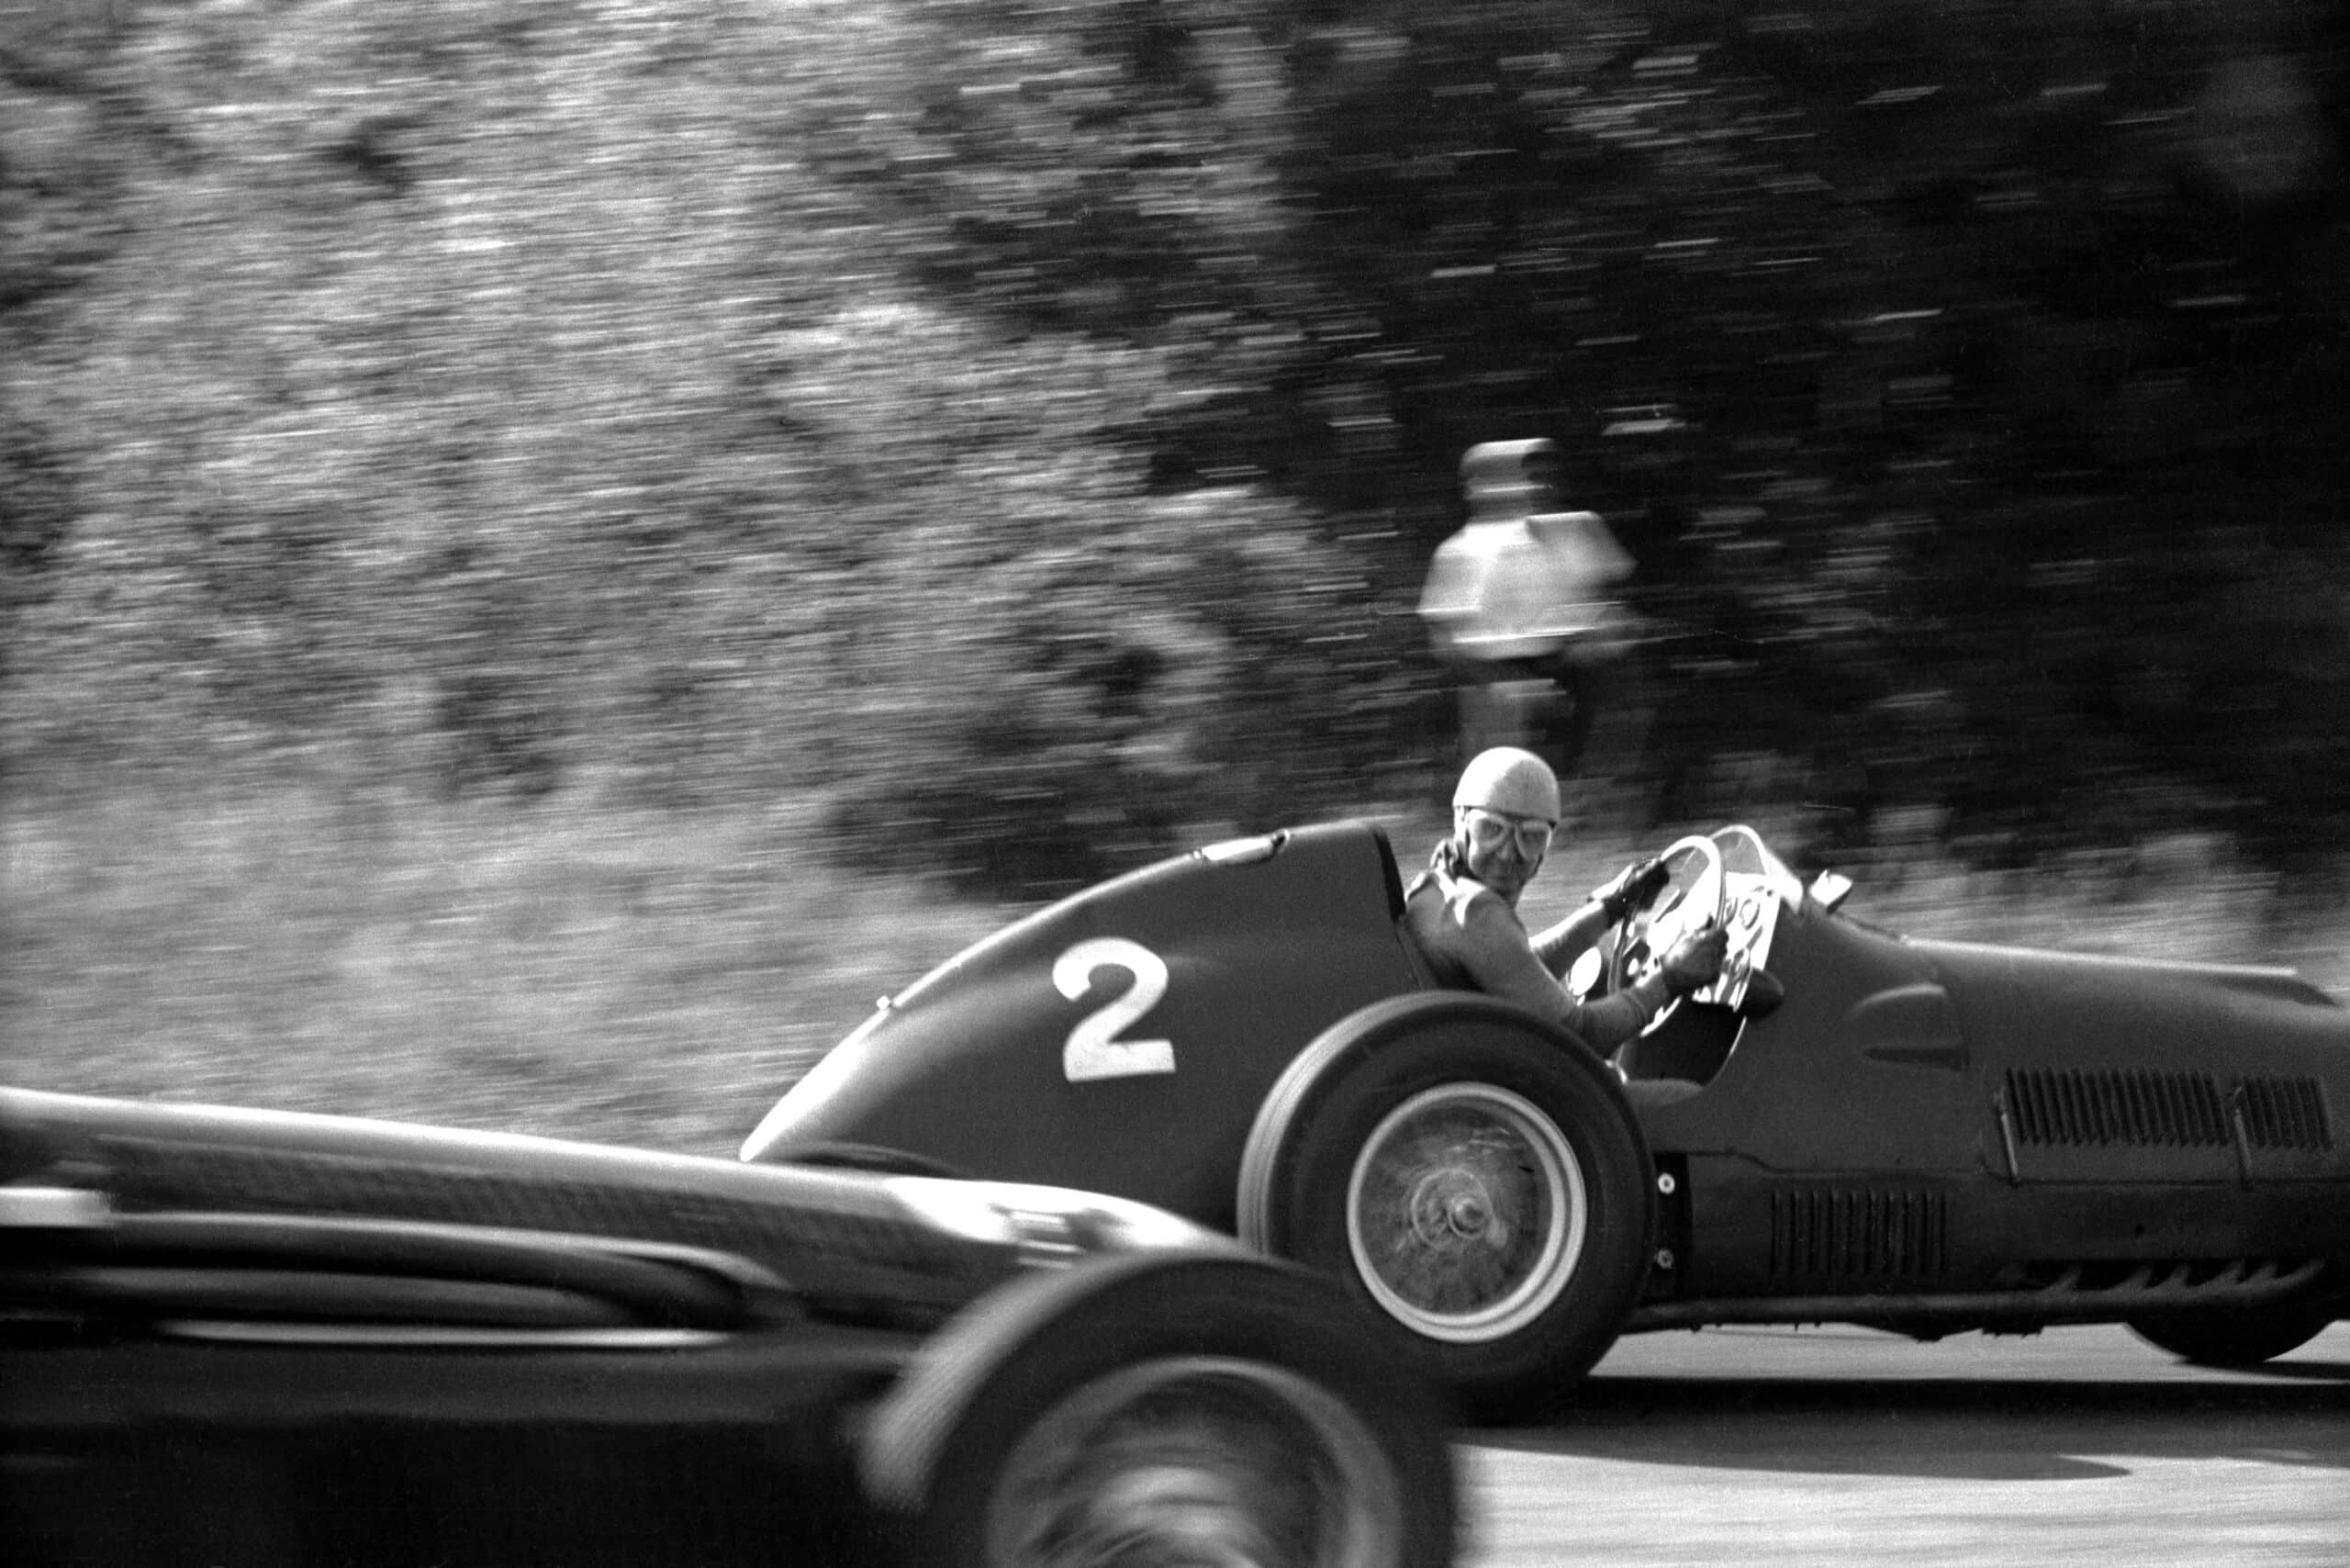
[1457,1322,2350,1568]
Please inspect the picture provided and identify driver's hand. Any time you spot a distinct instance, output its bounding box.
[1659,923,1729,996]
[1592,856,1671,924]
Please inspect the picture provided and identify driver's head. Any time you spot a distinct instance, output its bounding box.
[1460,439,1562,517]
[1449,747,1561,905]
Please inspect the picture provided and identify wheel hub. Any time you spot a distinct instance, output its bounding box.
[985,1358,1399,1568]
[1346,1082,1589,1344]
[1408,1168,1494,1244]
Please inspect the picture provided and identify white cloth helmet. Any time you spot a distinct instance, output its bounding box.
[1452,746,1561,823]
[1459,439,1561,507]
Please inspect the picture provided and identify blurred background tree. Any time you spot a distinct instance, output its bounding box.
[3,0,2345,895]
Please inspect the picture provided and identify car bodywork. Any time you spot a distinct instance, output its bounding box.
[744,821,2350,1413]
[750,823,1419,1230]
[2,1084,1457,1567]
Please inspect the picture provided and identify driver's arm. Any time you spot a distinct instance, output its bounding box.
[1528,851,1673,979]
[1557,975,1678,1054]
[1450,894,1676,1052]
[1528,901,1612,980]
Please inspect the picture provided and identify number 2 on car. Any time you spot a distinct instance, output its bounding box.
[1052,938,1175,1082]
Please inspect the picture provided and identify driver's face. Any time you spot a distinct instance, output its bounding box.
[1457,807,1550,904]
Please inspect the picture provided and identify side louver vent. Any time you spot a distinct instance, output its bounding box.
[2234,1076,2333,1151]
[1770,1188,1947,1281]
[2002,1069,2227,1148]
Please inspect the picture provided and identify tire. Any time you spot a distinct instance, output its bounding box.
[2129,1305,2335,1367]
[1237,993,1654,1424]
[861,1249,1457,1568]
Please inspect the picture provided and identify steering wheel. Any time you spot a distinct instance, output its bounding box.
[1605,835,1726,1025]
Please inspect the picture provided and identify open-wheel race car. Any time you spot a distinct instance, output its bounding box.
[1,1085,1457,1568]
[745,821,2350,1421]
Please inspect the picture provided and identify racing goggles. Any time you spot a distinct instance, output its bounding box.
[1461,807,1554,859]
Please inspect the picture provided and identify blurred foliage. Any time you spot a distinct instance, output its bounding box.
[1,0,2346,894]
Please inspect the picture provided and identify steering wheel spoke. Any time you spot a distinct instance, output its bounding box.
[1606,835,1727,1031]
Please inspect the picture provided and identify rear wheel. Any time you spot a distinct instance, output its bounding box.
[862,1251,1456,1568]
[2129,1305,2334,1367]
[1238,994,1654,1423]
[1347,1081,1588,1345]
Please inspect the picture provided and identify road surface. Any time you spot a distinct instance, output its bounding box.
[1459,1322,2350,1567]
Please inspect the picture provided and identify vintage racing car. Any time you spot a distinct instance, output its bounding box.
[2,1085,1457,1567]
[744,822,2350,1421]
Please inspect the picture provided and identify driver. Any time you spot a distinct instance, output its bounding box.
[1404,746,1726,1051]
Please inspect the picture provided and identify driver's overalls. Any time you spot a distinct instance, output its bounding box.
[1400,857,1674,1054]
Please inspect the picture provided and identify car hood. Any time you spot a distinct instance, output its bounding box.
[0,1088,1221,1326]
[1907,936,2337,1009]
[1899,934,2350,1076]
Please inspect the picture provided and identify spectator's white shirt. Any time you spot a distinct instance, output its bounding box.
[1417,510,1634,662]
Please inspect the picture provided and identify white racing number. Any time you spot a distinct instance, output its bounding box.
[1051,937,1175,1082]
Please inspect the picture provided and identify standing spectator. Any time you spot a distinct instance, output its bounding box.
[1416,439,1637,775]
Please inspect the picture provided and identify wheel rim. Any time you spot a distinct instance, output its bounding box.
[1345,1082,1587,1343]
[983,1355,1404,1568]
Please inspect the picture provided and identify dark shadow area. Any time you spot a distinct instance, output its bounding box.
[2231,1358,2350,1383]
[1470,1371,2350,1483]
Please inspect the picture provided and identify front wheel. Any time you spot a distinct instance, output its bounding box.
[2129,1305,2334,1368]
[861,1250,1457,1568]
[1238,994,1655,1423]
